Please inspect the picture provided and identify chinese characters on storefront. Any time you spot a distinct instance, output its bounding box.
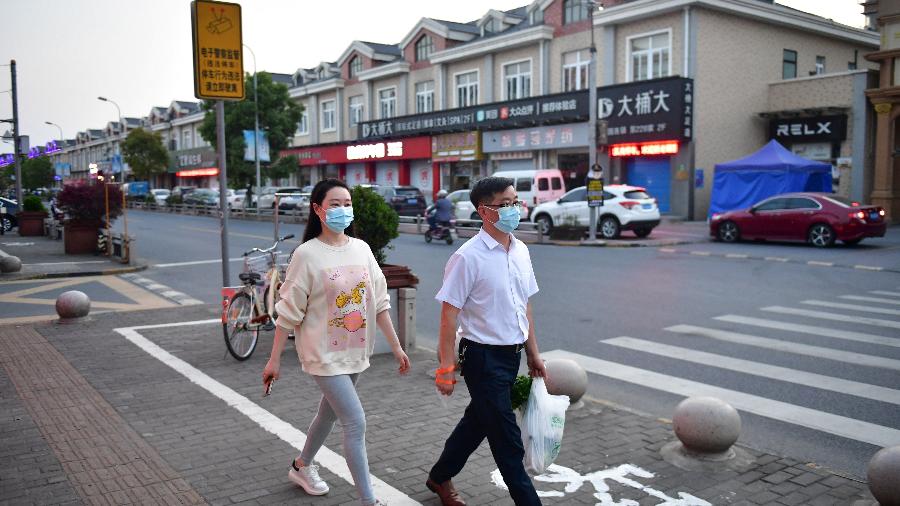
[599,77,693,144]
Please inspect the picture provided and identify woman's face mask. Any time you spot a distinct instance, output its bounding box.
[320,205,354,233]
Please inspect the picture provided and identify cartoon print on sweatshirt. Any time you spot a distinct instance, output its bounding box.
[324,265,370,352]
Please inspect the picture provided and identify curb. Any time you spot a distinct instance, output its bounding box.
[549,238,704,248]
[0,263,149,281]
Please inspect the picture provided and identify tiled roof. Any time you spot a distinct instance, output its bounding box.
[432,19,481,34]
[360,41,402,56]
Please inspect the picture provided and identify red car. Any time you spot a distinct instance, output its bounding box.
[710,193,887,247]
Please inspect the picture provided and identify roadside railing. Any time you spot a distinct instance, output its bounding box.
[397,215,545,244]
[127,201,310,224]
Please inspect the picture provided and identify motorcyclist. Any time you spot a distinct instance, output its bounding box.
[427,189,453,231]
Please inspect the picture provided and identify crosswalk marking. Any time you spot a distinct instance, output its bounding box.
[542,349,900,448]
[840,295,900,306]
[871,290,900,297]
[803,300,900,317]
[714,315,900,349]
[763,306,900,330]
[665,325,900,371]
[602,337,900,405]
[120,274,203,306]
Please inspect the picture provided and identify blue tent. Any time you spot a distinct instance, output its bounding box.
[708,140,832,217]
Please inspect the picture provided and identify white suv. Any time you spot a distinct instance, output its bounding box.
[530,185,661,239]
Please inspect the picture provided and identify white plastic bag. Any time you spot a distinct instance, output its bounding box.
[520,377,569,474]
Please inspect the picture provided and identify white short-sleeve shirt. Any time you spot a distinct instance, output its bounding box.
[435,229,539,345]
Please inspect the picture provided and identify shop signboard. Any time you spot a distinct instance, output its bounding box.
[359,91,589,140]
[432,132,482,162]
[282,136,432,166]
[598,77,693,144]
[769,115,847,143]
[170,147,217,173]
[483,123,589,153]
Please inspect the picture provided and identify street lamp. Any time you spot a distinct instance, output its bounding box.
[44,121,63,140]
[243,43,261,214]
[98,96,125,180]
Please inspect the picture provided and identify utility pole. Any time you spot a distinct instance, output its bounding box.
[586,2,600,243]
[244,45,261,215]
[10,60,23,206]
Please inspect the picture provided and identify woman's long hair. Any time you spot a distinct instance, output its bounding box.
[302,178,355,243]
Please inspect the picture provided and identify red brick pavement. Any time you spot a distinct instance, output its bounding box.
[0,325,206,505]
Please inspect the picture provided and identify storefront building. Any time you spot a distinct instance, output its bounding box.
[432,132,484,193]
[281,136,433,195]
[169,146,220,189]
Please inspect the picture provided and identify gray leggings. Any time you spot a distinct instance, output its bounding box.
[299,373,374,505]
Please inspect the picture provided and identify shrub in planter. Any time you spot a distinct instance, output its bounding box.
[57,182,123,253]
[144,193,156,205]
[350,186,417,288]
[166,193,183,206]
[17,195,48,236]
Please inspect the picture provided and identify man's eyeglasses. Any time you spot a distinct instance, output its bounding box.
[482,201,522,209]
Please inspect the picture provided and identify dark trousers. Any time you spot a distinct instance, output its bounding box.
[430,342,541,506]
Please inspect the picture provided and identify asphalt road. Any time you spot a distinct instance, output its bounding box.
[118,209,900,479]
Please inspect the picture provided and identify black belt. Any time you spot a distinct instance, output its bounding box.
[461,338,524,354]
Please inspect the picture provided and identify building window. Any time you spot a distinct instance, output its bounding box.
[297,108,309,135]
[349,95,364,127]
[379,88,396,119]
[783,49,797,79]
[504,61,532,100]
[349,56,362,79]
[415,35,434,62]
[456,71,478,107]
[531,8,544,24]
[562,49,590,91]
[483,18,496,35]
[317,68,325,80]
[815,55,825,75]
[563,0,589,24]
[182,130,192,149]
[321,100,335,132]
[415,81,434,113]
[629,31,670,82]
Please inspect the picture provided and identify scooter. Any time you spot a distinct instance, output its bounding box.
[424,210,455,245]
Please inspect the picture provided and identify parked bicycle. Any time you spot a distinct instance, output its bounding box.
[221,234,294,360]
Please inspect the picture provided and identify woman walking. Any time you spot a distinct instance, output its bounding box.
[263,178,411,506]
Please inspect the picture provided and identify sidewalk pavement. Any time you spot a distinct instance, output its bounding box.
[0,235,147,281]
[0,305,878,505]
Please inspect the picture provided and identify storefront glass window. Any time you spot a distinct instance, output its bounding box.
[629,32,670,82]
[416,81,434,113]
[504,61,532,100]
[456,71,479,107]
[349,95,364,126]
[563,49,590,91]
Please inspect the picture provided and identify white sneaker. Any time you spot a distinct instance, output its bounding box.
[288,461,329,496]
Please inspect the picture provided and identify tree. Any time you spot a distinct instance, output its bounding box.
[121,129,170,181]
[22,156,54,190]
[199,72,303,188]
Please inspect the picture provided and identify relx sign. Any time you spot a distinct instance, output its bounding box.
[769,115,847,143]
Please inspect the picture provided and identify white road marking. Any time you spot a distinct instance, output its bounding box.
[763,306,900,330]
[120,274,204,306]
[602,337,900,405]
[689,251,710,256]
[854,265,884,271]
[666,324,900,371]
[714,315,900,349]
[154,258,244,268]
[840,295,900,306]
[803,300,900,317]
[542,349,900,448]
[764,257,789,262]
[807,261,834,267]
[872,291,900,297]
[725,253,748,259]
[114,321,419,505]
[659,248,677,253]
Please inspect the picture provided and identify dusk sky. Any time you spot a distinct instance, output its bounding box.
[0,0,868,152]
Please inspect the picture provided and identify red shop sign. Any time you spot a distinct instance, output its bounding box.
[283,136,432,166]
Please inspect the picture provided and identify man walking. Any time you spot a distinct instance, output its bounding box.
[427,176,545,506]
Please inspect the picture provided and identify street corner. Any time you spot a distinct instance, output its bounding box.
[0,273,178,325]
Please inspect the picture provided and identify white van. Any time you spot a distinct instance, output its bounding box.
[492,169,566,218]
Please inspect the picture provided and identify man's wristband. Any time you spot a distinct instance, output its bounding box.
[435,365,456,375]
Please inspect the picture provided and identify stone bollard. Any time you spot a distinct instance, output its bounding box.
[0,255,22,273]
[868,445,900,506]
[55,290,91,321]
[661,396,752,471]
[544,358,588,407]
[673,396,741,454]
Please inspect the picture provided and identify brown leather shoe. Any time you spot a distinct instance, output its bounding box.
[426,478,466,506]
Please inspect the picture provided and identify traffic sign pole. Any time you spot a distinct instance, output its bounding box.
[216,100,230,286]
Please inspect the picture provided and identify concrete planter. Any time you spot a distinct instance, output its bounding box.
[17,211,47,236]
[64,221,101,254]
[381,264,419,289]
